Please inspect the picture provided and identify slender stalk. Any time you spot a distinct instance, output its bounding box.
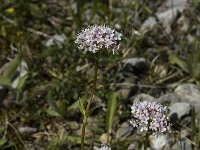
[179,131,182,150]
[80,54,99,150]
[86,58,98,111]
[144,132,148,150]
[81,118,88,150]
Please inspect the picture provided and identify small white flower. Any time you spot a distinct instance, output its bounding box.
[130,101,171,135]
[75,25,122,54]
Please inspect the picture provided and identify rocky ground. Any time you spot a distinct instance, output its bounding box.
[0,0,200,149]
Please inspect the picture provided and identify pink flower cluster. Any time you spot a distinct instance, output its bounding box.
[98,145,111,150]
[75,25,122,54]
[130,101,171,135]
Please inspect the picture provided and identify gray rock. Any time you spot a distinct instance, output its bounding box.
[171,140,192,150]
[122,57,146,67]
[122,57,147,74]
[99,133,108,144]
[116,122,133,139]
[158,93,181,103]
[132,93,156,103]
[174,84,200,109]
[45,34,66,47]
[169,102,192,122]
[149,134,171,150]
[127,143,136,150]
[161,0,188,10]
[160,83,200,111]
[115,77,137,100]
[18,126,37,134]
[141,0,188,33]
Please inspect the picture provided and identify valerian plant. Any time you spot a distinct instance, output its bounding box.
[130,101,171,150]
[75,25,122,150]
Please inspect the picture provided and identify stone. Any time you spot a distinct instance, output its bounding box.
[18,126,37,134]
[169,102,192,122]
[116,122,133,139]
[141,0,188,33]
[45,34,66,47]
[128,143,137,150]
[122,57,147,75]
[131,93,156,103]
[99,133,108,144]
[114,76,137,100]
[122,57,146,67]
[174,84,200,109]
[149,134,170,150]
[158,93,181,103]
[171,140,192,150]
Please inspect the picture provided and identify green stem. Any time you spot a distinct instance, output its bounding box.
[144,132,148,150]
[80,54,99,150]
[86,58,98,111]
[81,118,87,150]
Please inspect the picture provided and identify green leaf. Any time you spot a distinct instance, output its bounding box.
[68,100,79,111]
[79,98,86,118]
[64,135,82,144]
[0,76,11,87]
[188,41,200,78]
[47,91,62,116]
[106,93,117,137]
[2,54,20,79]
[45,108,61,117]
[58,100,68,116]
[28,3,42,18]
[0,25,7,38]
[169,53,189,72]
[0,138,7,147]
[16,75,28,90]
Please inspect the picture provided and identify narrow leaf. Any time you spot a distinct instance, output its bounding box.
[106,93,117,136]
[169,53,188,72]
[0,76,11,87]
[47,91,61,116]
[79,98,86,118]
[16,75,28,90]
[2,54,20,79]
[28,3,43,18]
[0,138,7,147]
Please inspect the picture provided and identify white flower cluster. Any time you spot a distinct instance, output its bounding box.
[75,25,122,54]
[130,101,171,135]
[98,145,111,150]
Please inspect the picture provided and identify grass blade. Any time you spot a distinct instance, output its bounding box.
[106,93,117,144]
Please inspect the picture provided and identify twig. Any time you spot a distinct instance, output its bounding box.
[6,121,26,148]
[1,16,51,38]
[1,109,26,148]
[155,71,181,84]
[27,28,51,38]
[3,113,8,139]
[109,82,165,89]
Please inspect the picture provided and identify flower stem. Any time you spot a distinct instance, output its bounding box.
[80,55,99,150]
[81,118,87,150]
[144,132,149,150]
[86,58,98,111]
